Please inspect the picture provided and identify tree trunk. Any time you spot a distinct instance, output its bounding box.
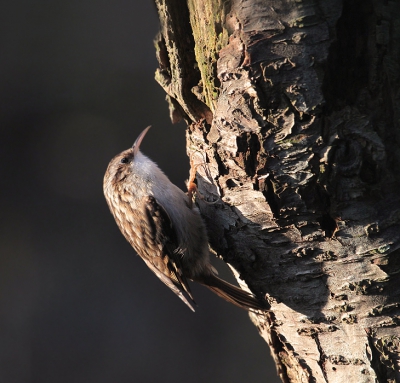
[153,0,400,381]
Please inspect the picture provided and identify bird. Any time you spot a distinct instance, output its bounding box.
[103,126,264,312]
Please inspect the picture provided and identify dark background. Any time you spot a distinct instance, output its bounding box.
[0,1,279,382]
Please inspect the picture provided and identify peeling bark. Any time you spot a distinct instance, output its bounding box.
[153,0,400,381]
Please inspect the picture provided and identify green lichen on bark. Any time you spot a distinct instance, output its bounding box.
[187,0,230,112]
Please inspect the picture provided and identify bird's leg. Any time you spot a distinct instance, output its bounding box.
[187,154,202,208]
[187,154,218,208]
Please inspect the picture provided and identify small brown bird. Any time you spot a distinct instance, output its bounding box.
[103,126,264,311]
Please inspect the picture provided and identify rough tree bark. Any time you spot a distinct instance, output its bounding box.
[153,0,400,381]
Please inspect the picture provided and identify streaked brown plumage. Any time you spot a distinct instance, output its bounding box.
[103,126,264,312]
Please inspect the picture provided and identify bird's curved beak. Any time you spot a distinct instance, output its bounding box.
[132,126,151,155]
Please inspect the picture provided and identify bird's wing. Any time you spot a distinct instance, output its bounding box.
[139,195,196,311]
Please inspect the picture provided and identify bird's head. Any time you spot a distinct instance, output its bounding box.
[103,126,151,188]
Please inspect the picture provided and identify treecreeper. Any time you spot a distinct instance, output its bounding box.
[103,126,265,312]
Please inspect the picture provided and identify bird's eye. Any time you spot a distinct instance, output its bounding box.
[120,157,130,164]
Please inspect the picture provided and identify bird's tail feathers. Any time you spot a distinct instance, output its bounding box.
[197,273,265,312]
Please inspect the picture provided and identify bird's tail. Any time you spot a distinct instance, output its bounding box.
[197,273,266,311]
